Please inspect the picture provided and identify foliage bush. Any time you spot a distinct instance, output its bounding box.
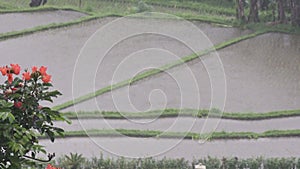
[28,153,300,169]
[0,64,68,168]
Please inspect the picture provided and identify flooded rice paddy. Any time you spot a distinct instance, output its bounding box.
[1,12,299,160]
[0,17,250,106]
[0,10,86,34]
[40,137,300,160]
[67,33,300,113]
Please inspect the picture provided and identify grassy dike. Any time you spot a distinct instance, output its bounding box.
[40,128,300,140]
[62,108,300,120]
[0,6,89,14]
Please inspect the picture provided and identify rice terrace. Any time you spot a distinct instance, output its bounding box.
[0,0,299,168]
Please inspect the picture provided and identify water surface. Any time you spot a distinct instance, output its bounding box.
[40,137,300,160]
[0,10,86,34]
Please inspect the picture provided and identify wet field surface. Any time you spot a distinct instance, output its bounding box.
[0,10,86,34]
[0,17,250,106]
[1,13,299,160]
[55,116,300,133]
[67,33,300,113]
[40,137,300,160]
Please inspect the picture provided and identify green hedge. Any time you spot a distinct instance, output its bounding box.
[28,154,300,169]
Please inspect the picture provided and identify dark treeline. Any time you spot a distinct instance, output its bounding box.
[28,0,300,26]
[236,0,300,26]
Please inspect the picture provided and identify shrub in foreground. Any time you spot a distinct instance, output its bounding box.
[0,64,68,168]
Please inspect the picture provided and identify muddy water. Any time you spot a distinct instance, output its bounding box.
[40,137,300,160]
[0,10,86,34]
[68,33,300,113]
[55,116,300,133]
[0,17,248,107]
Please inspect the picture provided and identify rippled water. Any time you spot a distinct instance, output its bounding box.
[40,137,300,160]
[1,16,299,159]
[0,10,86,34]
[69,33,300,113]
[0,17,249,107]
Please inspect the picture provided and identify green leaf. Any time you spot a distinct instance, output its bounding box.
[46,130,55,142]
[43,83,53,87]
[0,108,11,113]
[1,101,13,108]
[7,113,15,123]
[0,112,15,123]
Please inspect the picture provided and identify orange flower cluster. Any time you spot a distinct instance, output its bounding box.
[45,164,61,169]
[23,65,51,83]
[0,64,21,84]
[0,64,51,84]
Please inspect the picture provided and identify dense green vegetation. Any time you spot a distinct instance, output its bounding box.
[0,65,68,168]
[27,154,300,169]
[1,0,300,30]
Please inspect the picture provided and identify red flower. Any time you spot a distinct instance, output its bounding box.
[45,164,61,169]
[42,74,51,83]
[38,105,43,110]
[0,67,7,76]
[7,73,13,84]
[39,66,47,76]
[10,64,21,75]
[22,72,31,81]
[32,66,38,73]
[14,101,22,108]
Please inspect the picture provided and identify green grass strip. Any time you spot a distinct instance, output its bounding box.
[53,30,267,111]
[144,0,236,16]
[62,108,300,120]
[0,6,79,13]
[40,129,300,141]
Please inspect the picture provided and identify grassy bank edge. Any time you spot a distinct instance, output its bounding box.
[0,6,91,15]
[40,128,300,141]
[62,108,300,120]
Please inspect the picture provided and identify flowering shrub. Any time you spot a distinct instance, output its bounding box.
[0,64,68,168]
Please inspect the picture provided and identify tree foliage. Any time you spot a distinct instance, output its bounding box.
[236,0,300,26]
[0,64,68,168]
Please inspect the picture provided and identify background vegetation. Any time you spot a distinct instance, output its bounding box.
[27,153,300,169]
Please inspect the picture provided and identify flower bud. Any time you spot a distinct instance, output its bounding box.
[5,89,12,95]
[14,101,22,108]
